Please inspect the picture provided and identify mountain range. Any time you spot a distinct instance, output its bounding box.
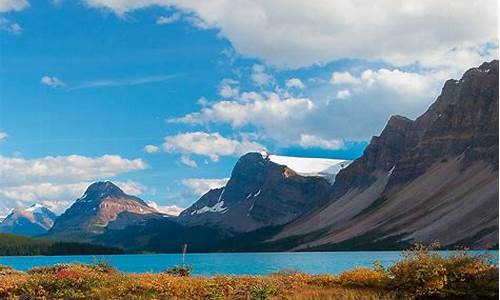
[5,60,498,252]
[0,204,57,236]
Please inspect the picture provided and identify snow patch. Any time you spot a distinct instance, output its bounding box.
[191,201,228,215]
[387,166,396,177]
[265,154,351,183]
[25,203,44,213]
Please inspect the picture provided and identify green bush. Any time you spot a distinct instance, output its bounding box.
[388,243,499,299]
[164,265,192,277]
[250,284,277,300]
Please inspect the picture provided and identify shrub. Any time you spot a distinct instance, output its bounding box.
[250,284,277,300]
[164,265,192,277]
[270,268,304,276]
[338,267,389,288]
[388,243,499,299]
[92,260,116,274]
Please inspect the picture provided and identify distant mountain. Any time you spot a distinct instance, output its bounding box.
[266,60,499,250]
[47,181,162,241]
[178,153,350,234]
[0,204,57,237]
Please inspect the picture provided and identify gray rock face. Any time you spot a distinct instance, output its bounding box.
[273,60,499,250]
[0,204,57,236]
[47,181,160,241]
[179,153,334,234]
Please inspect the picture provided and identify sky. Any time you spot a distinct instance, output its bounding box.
[0,0,498,216]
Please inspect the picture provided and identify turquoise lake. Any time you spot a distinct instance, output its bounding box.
[0,251,497,275]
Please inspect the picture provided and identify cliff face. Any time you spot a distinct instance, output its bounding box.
[272,60,499,250]
[179,153,338,234]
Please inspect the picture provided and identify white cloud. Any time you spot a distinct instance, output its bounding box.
[0,132,7,141]
[0,154,148,213]
[170,92,314,129]
[115,180,145,196]
[0,18,22,34]
[170,64,454,145]
[330,72,360,85]
[335,89,351,99]
[180,155,197,168]
[218,79,239,98]
[156,12,181,25]
[82,1,498,69]
[68,74,175,90]
[286,78,305,89]
[146,200,184,216]
[339,68,444,101]
[144,144,160,153]
[251,64,273,86]
[0,182,89,205]
[0,0,29,12]
[163,131,265,161]
[40,75,65,88]
[298,134,343,150]
[0,154,147,186]
[181,178,229,196]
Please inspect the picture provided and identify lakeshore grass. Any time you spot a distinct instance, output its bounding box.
[0,246,497,299]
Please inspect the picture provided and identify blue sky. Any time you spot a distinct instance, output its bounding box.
[0,0,497,215]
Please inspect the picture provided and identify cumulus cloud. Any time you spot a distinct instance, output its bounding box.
[180,155,197,168]
[181,178,229,196]
[115,180,146,196]
[82,1,497,69]
[333,68,443,101]
[40,75,65,88]
[143,144,160,153]
[0,154,148,213]
[170,64,455,145]
[218,79,239,98]
[163,132,265,161]
[331,72,361,85]
[335,89,351,99]
[251,64,273,86]
[0,132,7,141]
[170,92,314,129]
[286,78,305,89]
[0,155,147,186]
[298,134,343,150]
[0,0,29,12]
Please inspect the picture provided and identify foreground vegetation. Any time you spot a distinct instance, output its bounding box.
[0,233,123,256]
[0,245,497,299]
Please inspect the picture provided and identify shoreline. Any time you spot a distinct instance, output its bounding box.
[0,247,498,299]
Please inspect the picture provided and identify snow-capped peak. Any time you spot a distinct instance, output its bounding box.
[263,154,351,183]
[25,203,45,213]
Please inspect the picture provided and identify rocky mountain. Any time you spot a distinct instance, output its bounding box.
[41,61,498,252]
[178,153,350,234]
[0,204,57,236]
[47,181,162,241]
[265,60,499,250]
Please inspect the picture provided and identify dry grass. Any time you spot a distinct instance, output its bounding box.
[0,247,497,300]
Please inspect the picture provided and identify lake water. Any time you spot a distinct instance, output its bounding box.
[0,251,497,275]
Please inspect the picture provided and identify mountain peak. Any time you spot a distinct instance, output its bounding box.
[0,204,57,236]
[79,181,125,201]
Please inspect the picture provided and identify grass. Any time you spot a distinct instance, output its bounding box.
[0,245,497,299]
